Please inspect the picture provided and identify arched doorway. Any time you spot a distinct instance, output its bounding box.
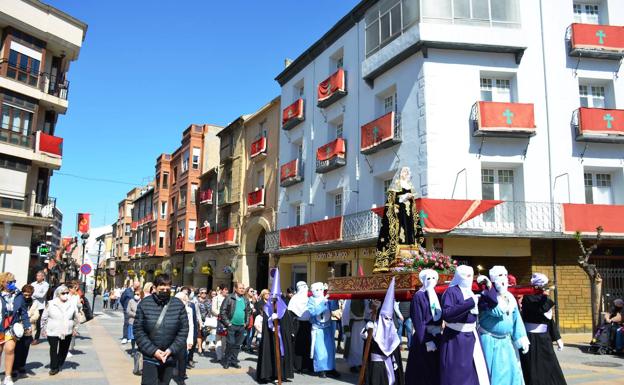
[255,230,269,291]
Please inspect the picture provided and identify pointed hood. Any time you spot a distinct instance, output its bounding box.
[374,277,401,356]
[264,267,287,319]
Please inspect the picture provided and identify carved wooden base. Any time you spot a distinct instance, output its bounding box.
[328,272,452,300]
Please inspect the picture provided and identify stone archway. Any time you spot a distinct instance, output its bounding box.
[241,217,271,290]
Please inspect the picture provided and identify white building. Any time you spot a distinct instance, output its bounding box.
[269,0,624,332]
[0,0,86,285]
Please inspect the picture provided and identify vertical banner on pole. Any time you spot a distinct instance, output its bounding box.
[77,213,90,234]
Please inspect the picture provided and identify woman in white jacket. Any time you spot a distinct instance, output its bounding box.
[174,292,194,384]
[41,285,79,375]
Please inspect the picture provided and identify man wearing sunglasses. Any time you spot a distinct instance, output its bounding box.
[133,274,189,385]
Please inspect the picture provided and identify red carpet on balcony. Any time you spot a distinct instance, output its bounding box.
[279,216,343,248]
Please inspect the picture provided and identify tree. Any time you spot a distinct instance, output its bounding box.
[574,226,603,333]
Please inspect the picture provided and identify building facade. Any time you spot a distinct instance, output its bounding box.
[0,0,86,285]
[239,96,280,291]
[113,187,140,285]
[268,0,624,332]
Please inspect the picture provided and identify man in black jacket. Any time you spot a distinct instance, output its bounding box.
[219,281,251,369]
[134,274,189,385]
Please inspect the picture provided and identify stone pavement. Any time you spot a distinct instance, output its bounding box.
[0,297,622,384]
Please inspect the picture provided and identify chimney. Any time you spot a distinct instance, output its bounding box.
[284,58,293,68]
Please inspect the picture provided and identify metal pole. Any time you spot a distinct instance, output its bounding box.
[80,238,87,292]
[93,240,102,310]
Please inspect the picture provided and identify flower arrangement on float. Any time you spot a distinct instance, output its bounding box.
[390,246,458,274]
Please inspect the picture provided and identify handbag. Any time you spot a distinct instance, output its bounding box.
[78,309,87,324]
[216,315,228,336]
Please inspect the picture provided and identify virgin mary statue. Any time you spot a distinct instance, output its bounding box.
[374,167,424,273]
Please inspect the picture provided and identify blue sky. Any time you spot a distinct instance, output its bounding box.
[47,0,359,235]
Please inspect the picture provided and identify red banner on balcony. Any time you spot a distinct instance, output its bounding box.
[316,138,346,161]
[36,132,63,157]
[250,136,267,158]
[280,216,343,248]
[372,198,502,233]
[129,247,135,257]
[280,159,299,182]
[562,203,624,235]
[150,245,156,255]
[571,23,624,53]
[282,98,304,126]
[77,213,90,233]
[317,68,346,104]
[477,101,535,132]
[205,228,236,246]
[577,107,624,136]
[175,236,184,251]
[247,188,264,207]
[200,189,213,204]
[361,111,396,152]
[195,226,209,242]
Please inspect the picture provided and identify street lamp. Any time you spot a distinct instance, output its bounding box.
[2,221,13,272]
[80,232,89,292]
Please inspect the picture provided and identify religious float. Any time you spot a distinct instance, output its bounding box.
[326,166,539,301]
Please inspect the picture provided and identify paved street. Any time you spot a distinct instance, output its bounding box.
[0,297,622,384]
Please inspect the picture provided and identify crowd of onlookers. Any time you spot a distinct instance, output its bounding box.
[0,270,93,385]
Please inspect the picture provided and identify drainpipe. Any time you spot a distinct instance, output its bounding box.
[538,0,560,328]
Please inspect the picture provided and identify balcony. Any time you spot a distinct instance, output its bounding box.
[149,245,156,255]
[199,189,213,204]
[217,188,233,206]
[280,158,303,187]
[0,194,56,228]
[282,98,305,131]
[195,225,211,243]
[0,59,70,109]
[471,101,536,138]
[316,138,346,173]
[204,228,237,248]
[129,247,135,257]
[175,236,185,252]
[360,112,401,155]
[317,68,347,108]
[0,129,63,169]
[247,188,265,210]
[572,107,624,143]
[250,136,267,160]
[131,221,138,230]
[265,200,574,254]
[566,23,624,60]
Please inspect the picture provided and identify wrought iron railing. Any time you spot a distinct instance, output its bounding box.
[342,209,381,242]
[455,201,562,236]
[265,230,280,252]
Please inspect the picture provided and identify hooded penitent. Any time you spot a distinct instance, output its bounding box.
[530,273,549,288]
[287,281,310,320]
[419,269,441,321]
[374,277,401,385]
[264,268,288,356]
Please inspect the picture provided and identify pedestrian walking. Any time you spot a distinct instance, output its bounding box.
[127,287,143,353]
[30,271,48,345]
[14,285,39,377]
[173,292,194,384]
[211,286,228,362]
[134,274,189,385]
[41,285,79,376]
[0,272,32,385]
[196,288,210,354]
[102,289,110,310]
[67,281,83,357]
[219,282,251,369]
[242,287,257,353]
[121,282,140,344]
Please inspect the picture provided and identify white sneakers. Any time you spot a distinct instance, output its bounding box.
[4,376,14,385]
[67,352,73,358]
[121,338,128,344]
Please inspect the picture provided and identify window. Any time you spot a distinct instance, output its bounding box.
[180,185,187,207]
[482,168,515,221]
[188,220,197,242]
[480,77,512,102]
[1,104,33,148]
[336,122,344,139]
[155,173,160,188]
[6,49,40,87]
[295,204,303,226]
[191,184,198,204]
[0,196,24,211]
[125,224,131,235]
[258,120,266,139]
[365,0,420,56]
[585,172,613,204]
[573,3,600,24]
[298,85,305,98]
[160,201,167,219]
[178,220,185,237]
[192,148,201,170]
[297,143,304,160]
[384,93,397,114]
[383,178,393,200]
[162,172,169,189]
[334,192,343,216]
[171,197,177,213]
[257,169,265,188]
[336,56,344,69]
[172,167,178,185]
[579,84,605,108]
[181,150,189,173]
[420,0,520,27]
[0,154,29,172]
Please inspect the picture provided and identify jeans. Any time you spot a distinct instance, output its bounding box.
[244,327,255,348]
[616,328,624,351]
[397,318,413,348]
[122,310,129,339]
[34,309,44,340]
[142,359,174,385]
[48,336,72,370]
[14,335,33,370]
[224,324,246,365]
